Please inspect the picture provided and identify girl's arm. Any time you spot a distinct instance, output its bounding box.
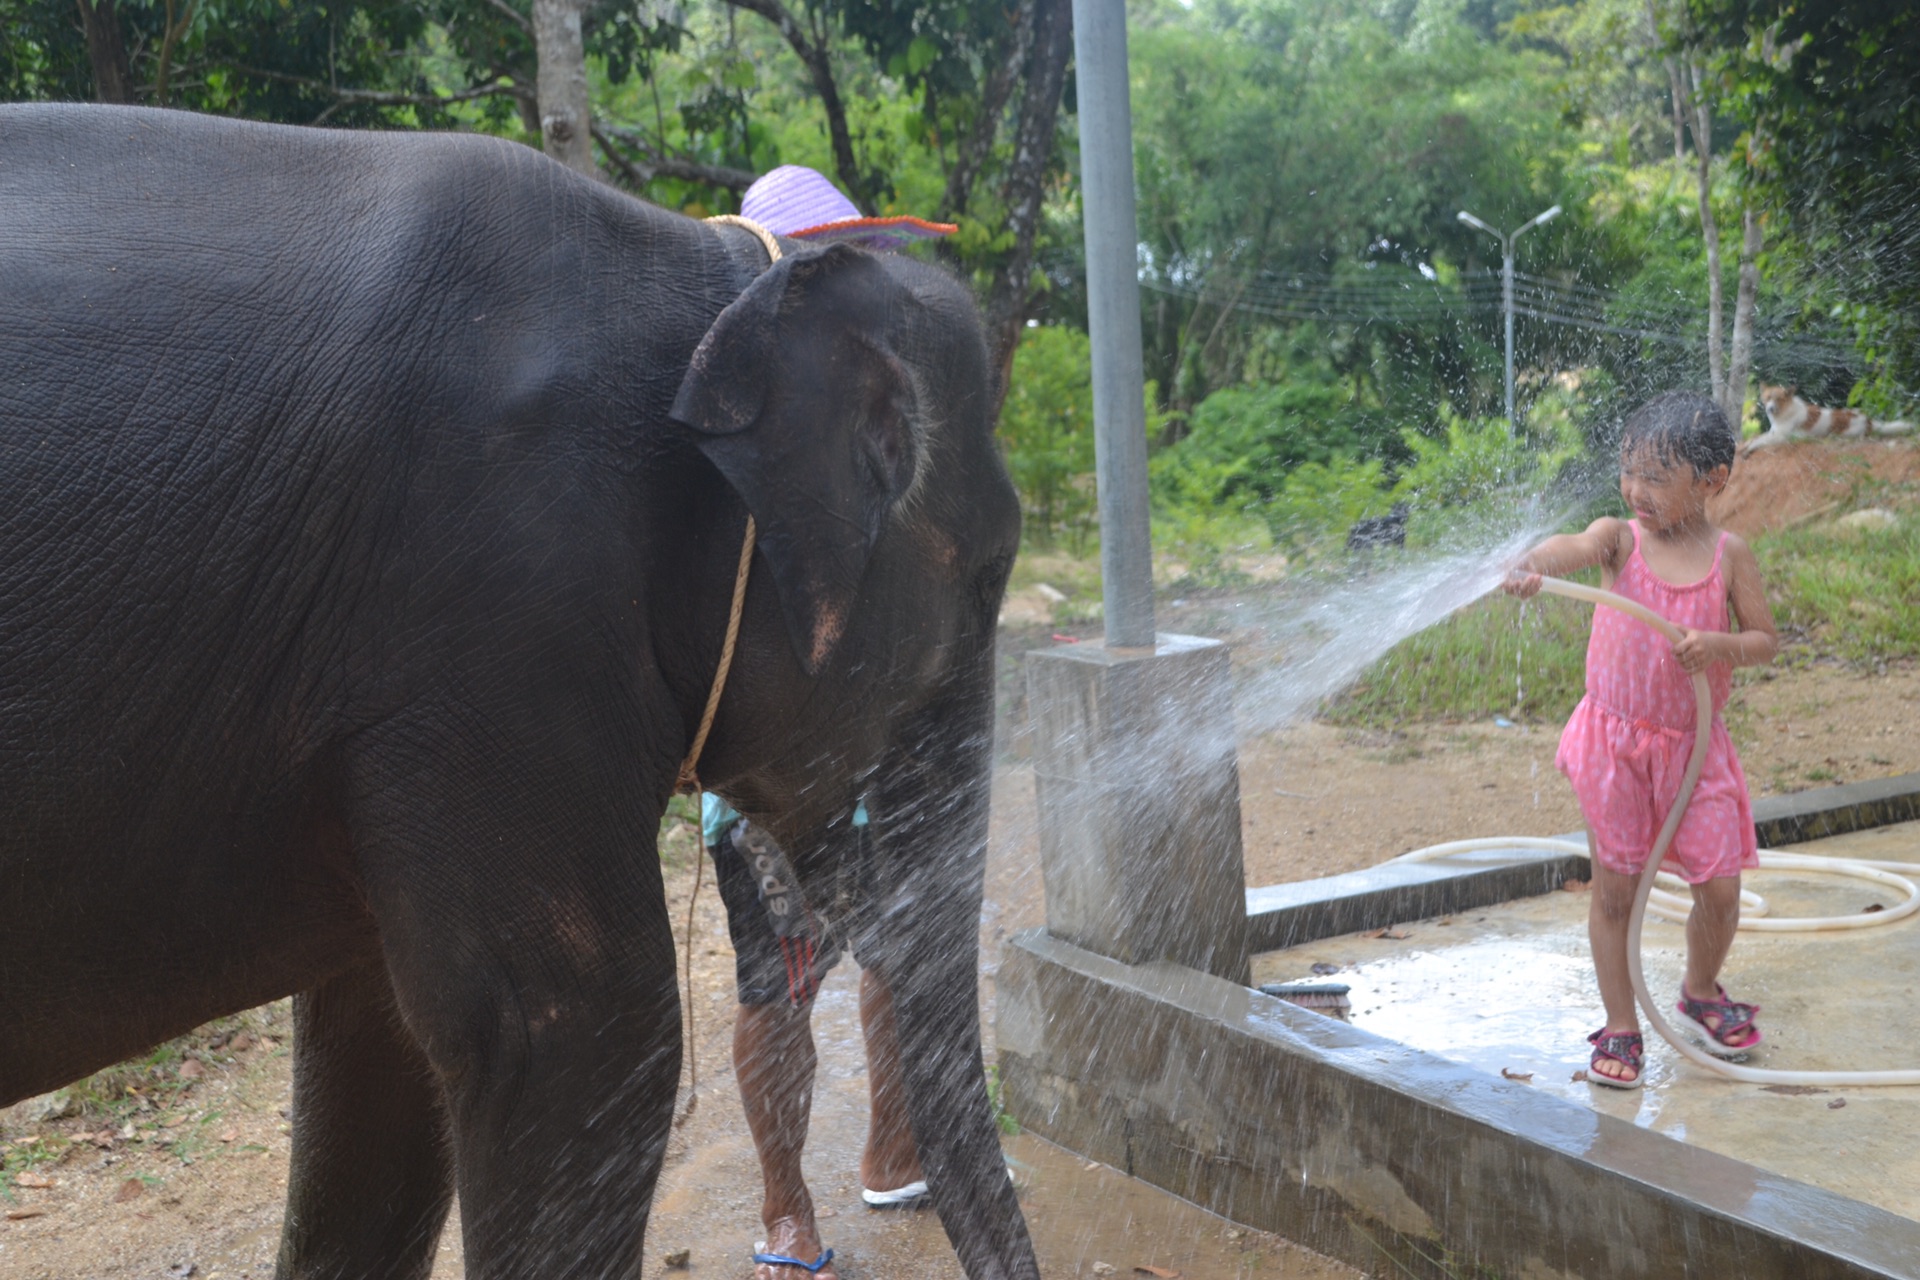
[1502,517,1631,598]
[1672,534,1778,672]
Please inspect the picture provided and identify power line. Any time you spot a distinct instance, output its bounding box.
[1141,264,1870,372]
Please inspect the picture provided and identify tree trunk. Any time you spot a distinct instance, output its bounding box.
[1663,59,1689,167]
[1645,1,1687,167]
[725,0,872,212]
[1726,205,1762,429]
[938,0,1031,221]
[74,0,136,104]
[983,0,1074,409]
[1684,62,1726,410]
[533,0,598,177]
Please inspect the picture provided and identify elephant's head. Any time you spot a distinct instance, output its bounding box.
[669,242,1033,1278]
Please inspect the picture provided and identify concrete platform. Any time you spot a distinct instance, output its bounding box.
[998,775,1920,1279]
[1251,819,1920,1225]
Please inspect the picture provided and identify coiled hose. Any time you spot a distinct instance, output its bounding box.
[1393,576,1920,1086]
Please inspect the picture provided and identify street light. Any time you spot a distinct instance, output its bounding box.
[1458,204,1561,430]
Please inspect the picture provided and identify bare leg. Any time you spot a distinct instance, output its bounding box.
[1587,851,1643,1083]
[857,968,925,1197]
[734,1001,840,1280]
[1681,874,1757,1045]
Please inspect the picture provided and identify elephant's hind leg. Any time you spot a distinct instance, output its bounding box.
[276,959,453,1280]
[350,717,682,1279]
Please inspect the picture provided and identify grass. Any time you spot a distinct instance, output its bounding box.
[1324,508,1920,729]
[1756,514,1920,662]
[1324,586,1593,727]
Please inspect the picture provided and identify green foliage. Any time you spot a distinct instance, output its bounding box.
[998,325,1096,552]
[1755,514,1920,662]
[1324,589,1593,726]
[1149,448,1273,585]
[1127,0,1594,418]
[1328,507,1920,729]
[1394,403,1585,507]
[1265,455,1392,554]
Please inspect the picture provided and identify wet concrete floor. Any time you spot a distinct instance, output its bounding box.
[412,956,1360,1279]
[632,963,1361,1280]
[1250,820,1920,1223]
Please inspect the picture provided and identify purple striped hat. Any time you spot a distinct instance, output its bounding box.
[740,165,955,250]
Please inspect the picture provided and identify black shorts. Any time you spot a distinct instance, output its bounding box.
[709,818,844,1008]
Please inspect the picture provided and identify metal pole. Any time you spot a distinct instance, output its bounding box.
[1458,204,1559,437]
[1502,241,1515,430]
[1071,0,1155,649]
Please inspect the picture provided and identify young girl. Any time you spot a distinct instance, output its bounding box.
[1506,391,1779,1088]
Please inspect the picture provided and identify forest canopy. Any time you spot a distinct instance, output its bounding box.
[3,0,1912,558]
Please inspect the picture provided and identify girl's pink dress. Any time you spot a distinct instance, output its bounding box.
[1556,521,1758,883]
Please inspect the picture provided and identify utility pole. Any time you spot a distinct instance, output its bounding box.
[1019,0,1250,991]
[1072,0,1154,648]
[1458,204,1560,431]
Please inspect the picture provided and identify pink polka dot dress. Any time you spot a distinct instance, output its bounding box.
[1555,521,1758,882]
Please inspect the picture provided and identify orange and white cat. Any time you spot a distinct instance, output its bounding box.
[1747,384,1913,452]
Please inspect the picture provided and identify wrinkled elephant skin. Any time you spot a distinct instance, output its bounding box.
[0,105,1033,1280]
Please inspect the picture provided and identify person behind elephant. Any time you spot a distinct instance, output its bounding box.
[706,165,958,1280]
[704,796,925,1279]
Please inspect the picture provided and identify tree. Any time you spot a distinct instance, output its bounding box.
[1684,0,1920,404]
[534,0,597,175]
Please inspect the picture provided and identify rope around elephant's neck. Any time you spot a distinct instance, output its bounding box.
[674,213,781,798]
[673,214,781,1124]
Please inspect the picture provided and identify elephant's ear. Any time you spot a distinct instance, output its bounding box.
[671,244,923,676]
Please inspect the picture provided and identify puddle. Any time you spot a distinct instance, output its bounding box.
[1250,820,1920,1222]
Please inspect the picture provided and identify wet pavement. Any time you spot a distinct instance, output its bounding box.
[1249,820,1920,1223]
[635,963,1361,1280]
[414,956,1360,1279]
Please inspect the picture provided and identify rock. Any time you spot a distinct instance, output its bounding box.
[661,1247,691,1269]
[1034,583,1067,604]
[1091,1264,1118,1277]
[21,1090,78,1122]
[1839,507,1898,531]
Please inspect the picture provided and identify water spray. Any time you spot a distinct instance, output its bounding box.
[1396,575,1920,1087]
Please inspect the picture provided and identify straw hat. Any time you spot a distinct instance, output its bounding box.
[740,165,955,250]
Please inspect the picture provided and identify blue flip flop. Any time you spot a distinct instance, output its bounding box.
[752,1248,835,1274]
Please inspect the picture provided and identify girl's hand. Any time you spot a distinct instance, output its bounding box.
[1671,629,1718,674]
[1502,567,1542,599]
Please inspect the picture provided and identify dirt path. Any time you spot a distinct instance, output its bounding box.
[7,660,1920,1278]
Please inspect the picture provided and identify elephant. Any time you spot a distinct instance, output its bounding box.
[0,104,1035,1280]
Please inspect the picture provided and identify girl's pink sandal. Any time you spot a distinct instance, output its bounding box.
[1586,1028,1645,1090]
[1674,984,1762,1058]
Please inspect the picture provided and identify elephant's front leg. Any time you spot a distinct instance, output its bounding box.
[351,727,681,1279]
[866,676,1041,1280]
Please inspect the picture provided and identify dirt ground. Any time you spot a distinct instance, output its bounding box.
[8,651,1920,1277]
[10,442,1920,1277]
[1710,437,1920,538]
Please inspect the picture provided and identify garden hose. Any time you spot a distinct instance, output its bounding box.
[1392,575,1920,1087]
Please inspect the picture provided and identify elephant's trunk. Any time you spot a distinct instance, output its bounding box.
[864,645,1040,1280]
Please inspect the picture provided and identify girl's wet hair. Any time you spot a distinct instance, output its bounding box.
[1619,390,1736,476]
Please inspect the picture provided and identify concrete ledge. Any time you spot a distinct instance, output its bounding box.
[1245,851,1585,954]
[998,928,1920,1280]
[1753,771,1920,846]
[1245,772,1920,954]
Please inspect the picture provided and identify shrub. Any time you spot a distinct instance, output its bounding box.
[998,326,1096,551]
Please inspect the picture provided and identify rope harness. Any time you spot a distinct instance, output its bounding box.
[675,213,781,1123]
[673,214,782,797]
